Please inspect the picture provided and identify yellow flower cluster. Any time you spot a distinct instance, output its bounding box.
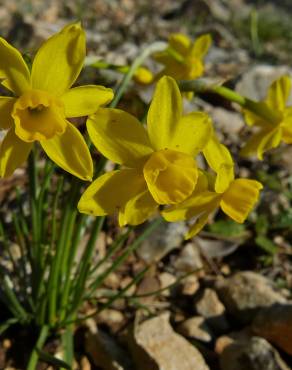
[241,75,292,159]
[0,24,264,239]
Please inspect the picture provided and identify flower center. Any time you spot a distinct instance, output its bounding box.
[12,90,66,142]
[143,148,198,204]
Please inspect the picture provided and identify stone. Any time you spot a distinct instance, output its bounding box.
[158,272,177,296]
[252,303,292,355]
[236,65,292,102]
[180,275,200,296]
[215,271,286,324]
[173,243,203,272]
[195,288,229,333]
[220,336,291,370]
[137,221,188,263]
[85,319,131,370]
[129,312,210,370]
[176,316,213,343]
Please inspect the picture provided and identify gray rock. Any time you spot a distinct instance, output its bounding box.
[236,65,292,102]
[85,323,132,370]
[215,271,286,324]
[252,303,292,355]
[195,288,229,333]
[137,221,188,263]
[220,336,291,370]
[177,316,213,343]
[129,312,210,370]
[174,242,203,272]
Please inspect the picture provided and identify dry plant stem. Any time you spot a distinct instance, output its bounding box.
[179,79,282,125]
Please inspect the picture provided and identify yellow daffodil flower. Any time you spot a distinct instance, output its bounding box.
[162,138,263,239]
[0,23,113,180]
[153,33,212,82]
[241,75,292,160]
[78,76,213,226]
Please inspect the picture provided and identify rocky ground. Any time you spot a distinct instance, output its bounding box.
[0,0,292,369]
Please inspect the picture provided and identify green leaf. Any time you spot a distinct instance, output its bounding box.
[0,318,18,335]
[255,235,277,255]
[273,209,292,229]
[255,214,269,235]
[36,349,71,369]
[208,219,246,237]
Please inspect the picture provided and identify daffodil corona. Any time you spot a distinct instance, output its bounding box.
[0,23,113,180]
[241,75,292,159]
[162,139,263,239]
[78,76,213,226]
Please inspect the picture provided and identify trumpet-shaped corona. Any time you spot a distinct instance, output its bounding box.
[0,23,114,180]
[78,76,213,226]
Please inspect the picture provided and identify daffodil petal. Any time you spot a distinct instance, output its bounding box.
[87,108,153,167]
[220,179,263,223]
[168,112,213,156]
[0,38,31,95]
[240,127,282,160]
[267,75,291,111]
[203,134,234,192]
[0,128,32,177]
[162,191,220,222]
[119,190,158,226]
[147,76,182,150]
[61,85,114,117]
[242,108,267,127]
[0,97,15,129]
[40,121,93,181]
[77,169,145,216]
[191,34,212,58]
[169,33,191,56]
[31,23,85,95]
[281,114,292,143]
[186,212,210,239]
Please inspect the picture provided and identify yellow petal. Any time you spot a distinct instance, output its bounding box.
[220,179,263,223]
[31,23,85,95]
[61,85,114,117]
[267,75,291,111]
[87,108,153,168]
[281,109,292,144]
[169,33,191,56]
[0,128,32,177]
[162,191,220,222]
[0,37,31,95]
[119,190,158,226]
[168,112,213,156]
[191,34,212,58]
[77,169,145,216]
[40,121,93,181]
[240,127,282,160]
[203,134,234,192]
[242,108,267,127]
[0,97,15,130]
[134,67,154,85]
[185,213,210,239]
[144,149,198,204]
[147,76,182,150]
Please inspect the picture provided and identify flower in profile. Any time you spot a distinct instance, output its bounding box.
[241,75,292,160]
[0,23,113,180]
[153,33,212,82]
[78,76,213,226]
[162,136,263,239]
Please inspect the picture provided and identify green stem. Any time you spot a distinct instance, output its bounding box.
[27,325,49,370]
[110,41,165,107]
[179,79,282,125]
